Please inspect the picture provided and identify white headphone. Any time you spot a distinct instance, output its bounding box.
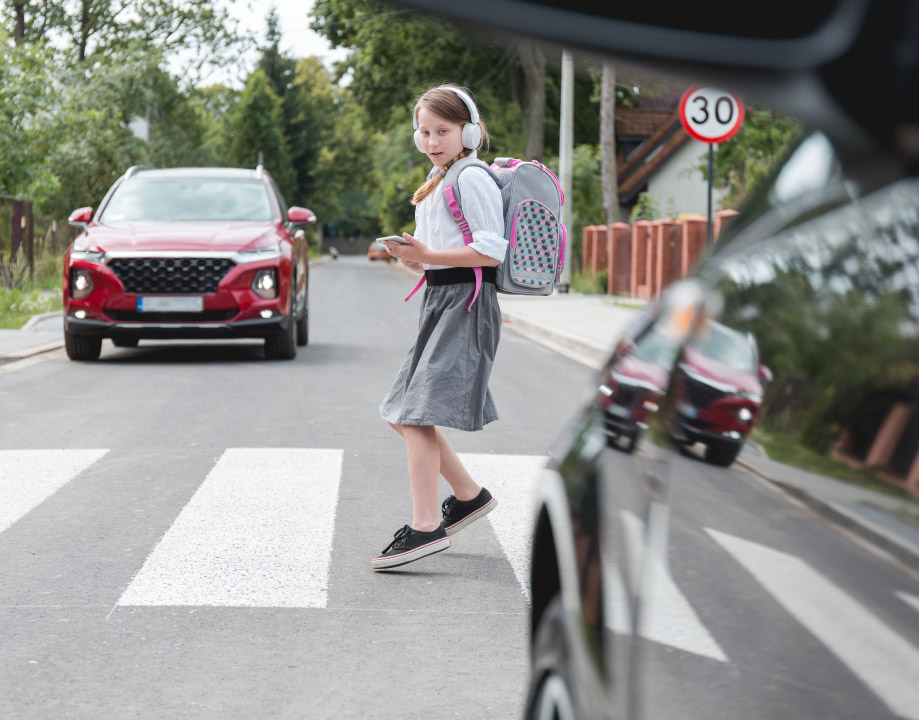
[413,87,482,154]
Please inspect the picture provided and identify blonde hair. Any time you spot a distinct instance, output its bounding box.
[411,84,489,206]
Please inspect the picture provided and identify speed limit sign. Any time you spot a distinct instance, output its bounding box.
[679,86,745,143]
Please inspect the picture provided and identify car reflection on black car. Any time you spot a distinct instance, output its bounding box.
[669,319,771,466]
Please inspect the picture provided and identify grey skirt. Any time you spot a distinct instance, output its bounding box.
[379,274,501,431]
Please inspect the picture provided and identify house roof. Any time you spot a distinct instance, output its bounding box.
[614,108,675,139]
[616,111,691,204]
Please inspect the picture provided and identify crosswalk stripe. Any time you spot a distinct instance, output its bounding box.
[708,529,919,720]
[622,510,729,662]
[896,590,919,614]
[0,449,108,535]
[117,448,343,608]
[457,453,548,601]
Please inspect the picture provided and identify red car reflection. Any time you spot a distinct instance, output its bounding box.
[670,319,772,466]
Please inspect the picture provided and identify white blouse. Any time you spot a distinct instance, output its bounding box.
[414,164,507,270]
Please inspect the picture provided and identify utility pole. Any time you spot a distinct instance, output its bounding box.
[558,49,574,292]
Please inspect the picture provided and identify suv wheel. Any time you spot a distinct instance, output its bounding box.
[296,292,308,347]
[264,286,297,360]
[64,330,102,361]
[704,440,743,467]
[524,596,578,720]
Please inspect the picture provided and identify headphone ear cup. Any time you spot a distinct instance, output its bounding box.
[414,129,424,153]
[462,123,482,150]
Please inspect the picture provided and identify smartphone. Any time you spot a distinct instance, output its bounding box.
[378,235,411,245]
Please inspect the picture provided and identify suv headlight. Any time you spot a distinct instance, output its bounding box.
[71,268,94,299]
[70,249,106,263]
[237,243,281,263]
[252,268,278,299]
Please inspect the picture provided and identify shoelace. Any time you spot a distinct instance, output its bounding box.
[441,495,457,519]
[382,525,411,554]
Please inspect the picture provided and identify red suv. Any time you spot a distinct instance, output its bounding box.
[63,166,315,361]
[670,319,771,466]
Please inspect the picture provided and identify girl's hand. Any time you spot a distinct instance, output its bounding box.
[401,258,423,272]
[382,233,430,265]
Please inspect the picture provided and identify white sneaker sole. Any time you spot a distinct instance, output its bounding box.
[444,497,497,536]
[371,536,451,570]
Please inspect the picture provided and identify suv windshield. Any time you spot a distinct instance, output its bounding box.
[99,178,275,222]
[690,323,757,372]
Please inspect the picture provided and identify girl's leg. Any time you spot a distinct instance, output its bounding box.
[388,423,481,502]
[433,428,482,501]
[400,424,441,531]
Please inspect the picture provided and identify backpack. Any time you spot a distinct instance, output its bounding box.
[404,156,567,311]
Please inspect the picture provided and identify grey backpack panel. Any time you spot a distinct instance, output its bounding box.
[442,157,566,297]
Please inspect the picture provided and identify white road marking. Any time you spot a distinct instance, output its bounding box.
[708,529,919,720]
[895,590,919,614]
[621,511,728,661]
[0,449,108,534]
[118,448,343,608]
[457,453,548,601]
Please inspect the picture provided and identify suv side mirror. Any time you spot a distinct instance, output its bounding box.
[68,207,93,229]
[758,365,773,383]
[288,206,316,226]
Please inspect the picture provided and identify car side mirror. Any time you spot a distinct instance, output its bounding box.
[68,207,93,229]
[758,365,773,383]
[287,206,316,226]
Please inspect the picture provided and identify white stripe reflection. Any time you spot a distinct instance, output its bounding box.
[708,529,919,720]
[118,448,343,608]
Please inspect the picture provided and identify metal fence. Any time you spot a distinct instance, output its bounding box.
[0,195,77,290]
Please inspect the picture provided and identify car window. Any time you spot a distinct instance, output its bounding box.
[688,323,757,372]
[99,178,276,222]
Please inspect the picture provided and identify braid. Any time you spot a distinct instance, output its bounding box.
[411,150,468,206]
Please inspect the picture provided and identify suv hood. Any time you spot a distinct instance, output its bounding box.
[75,221,279,253]
[681,345,761,395]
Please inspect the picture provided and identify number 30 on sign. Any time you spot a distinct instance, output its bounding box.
[679,86,745,144]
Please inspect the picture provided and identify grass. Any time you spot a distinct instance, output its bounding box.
[568,270,608,294]
[750,425,913,500]
[0,287,62,329]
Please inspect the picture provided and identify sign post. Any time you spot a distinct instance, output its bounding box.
[678,86,745,246]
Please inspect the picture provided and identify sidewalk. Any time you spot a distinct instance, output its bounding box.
[3,258,918,571]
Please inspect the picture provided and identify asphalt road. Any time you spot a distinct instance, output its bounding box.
[2,256,917,719]
[0,256,595,719]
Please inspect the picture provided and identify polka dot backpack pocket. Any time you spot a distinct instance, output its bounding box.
[442,157,567,300]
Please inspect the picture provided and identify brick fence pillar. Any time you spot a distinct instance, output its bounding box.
[681,214,708,276]
[607,222,631,295]
[647,220,665,298]
[714,209,739,242]
[655,219,682,293]
[582,225,598,272]
[592,225,610,276]
[631,220,651,299]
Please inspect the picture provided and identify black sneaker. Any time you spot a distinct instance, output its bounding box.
[441,487,497,536]
[371,524,451,570]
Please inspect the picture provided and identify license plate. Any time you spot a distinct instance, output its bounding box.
[137,296,204,312]
[609,404,631,419]
[678,402,698,418]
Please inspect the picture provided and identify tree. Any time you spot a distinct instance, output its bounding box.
[702,107,802,209]
[599,62,619,225]
[226,70,294,195]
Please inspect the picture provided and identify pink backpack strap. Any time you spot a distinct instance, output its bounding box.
[444,185,482,312]
[404,274,426,302]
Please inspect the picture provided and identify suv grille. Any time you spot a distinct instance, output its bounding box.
[683,374,727,409]
[614,383,641,408]
[108,257,235,294]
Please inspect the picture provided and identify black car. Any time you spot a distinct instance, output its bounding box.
[397,2,919,719]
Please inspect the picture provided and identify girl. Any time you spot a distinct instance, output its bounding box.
[372,84,505,570]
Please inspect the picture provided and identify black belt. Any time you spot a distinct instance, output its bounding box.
[425,267,496,286]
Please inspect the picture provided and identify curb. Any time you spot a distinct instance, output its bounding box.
[736,458,919,572]
[500,312,610,369]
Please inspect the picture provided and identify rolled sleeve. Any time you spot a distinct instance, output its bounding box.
[459,168,508,263]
